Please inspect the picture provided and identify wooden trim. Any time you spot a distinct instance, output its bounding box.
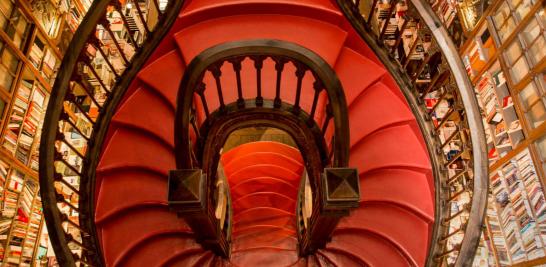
[511,256,546,267]
[458,0,504,53]
[489,121,546,171]
[0,147,38,179]
[463,0,544,86]
[0,29,53,93]
[16,0,63,60]
[484,219,502,267]
[529,144,546,207]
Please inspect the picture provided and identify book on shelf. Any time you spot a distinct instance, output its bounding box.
[28,40,45,69]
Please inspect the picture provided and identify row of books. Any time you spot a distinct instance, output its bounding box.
[489,149,546,264]
[430,0,457,29]
[28,38,59,85]
[3,80,32,155]
[2,77,49,169]
[0,158,44,265]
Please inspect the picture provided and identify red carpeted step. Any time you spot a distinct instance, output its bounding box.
[222,142,302,265]
[95,170,167,224]
[221,141,302,165]
[327,230,413,266]
[158,247,208,267]
[97,128,174,174]
[232,227,297,251]
[227,164,301,187]
[347,81,416,148]
[316,248,367,266]
[336,205,430,266]
[174,15,347,65]
[191,252,216,267]
[349,124,431,174]
[97,207,192,265]
[230,177,298,200]
[136,50,186,109]
[223,152,303,175]
[233,207,296,230]
[115,233,202,267]
[112,86,175,147]
[233,191,296,213]
[230,248,300,266]
[334,47,386,106]
[360,168,434,222]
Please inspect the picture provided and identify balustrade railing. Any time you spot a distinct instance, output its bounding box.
[39,0,184,266]
[336,1,488,266]
[170,40,360,257]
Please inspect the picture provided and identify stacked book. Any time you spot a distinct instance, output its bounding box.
[487,195,511,265]
[3,80,32,154]
[28,39,45,69]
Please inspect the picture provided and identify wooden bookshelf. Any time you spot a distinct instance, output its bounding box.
[0,0,158,264]
[0,0,97,265]
[463,0,546,265]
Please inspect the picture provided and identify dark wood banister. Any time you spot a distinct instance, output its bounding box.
[171,39,359,257]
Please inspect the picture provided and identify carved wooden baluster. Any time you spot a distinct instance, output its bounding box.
[428,89,451,115]
[54,151,83,177]
[131,0,151,34]
[71,73,103,110]
[321,103,333,134]
[251,56,265,106]
[412,50,439,82]
[88,35,120,79]
[299,168,360,254]
[168,169,231,257]
[98,16,130,65]
[367,0,379,27]
[391,15,409,54]
[440,128,460,150]
[229,58,245,108]
[308,78,323,126]
[402,34,419,68]
[59,213,88,235]
[64,91,96,124]
[64,233,92,252]
[379,0,398,40]
[78,52,112,94]
[190,108,200,141]
[420,70,449,98]
[56,132,85,159]
[196,82,211,118]
[209,63,226,111]
[54,173,81,196]
[60,113,90,142]
[151,0,161,14]
[293,62,307,113]
[273,56,287,108]
[111,0,140,48]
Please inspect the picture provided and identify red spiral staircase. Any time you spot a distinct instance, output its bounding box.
[93,1,433,266]
[38,0,488,266]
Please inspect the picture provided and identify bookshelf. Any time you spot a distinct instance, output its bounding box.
[0,0,101,265]
[460,0,546,265]
[0,159,43,266]
[2,68,49,171]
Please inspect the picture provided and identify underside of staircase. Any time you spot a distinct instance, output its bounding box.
[91,0,435,266]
